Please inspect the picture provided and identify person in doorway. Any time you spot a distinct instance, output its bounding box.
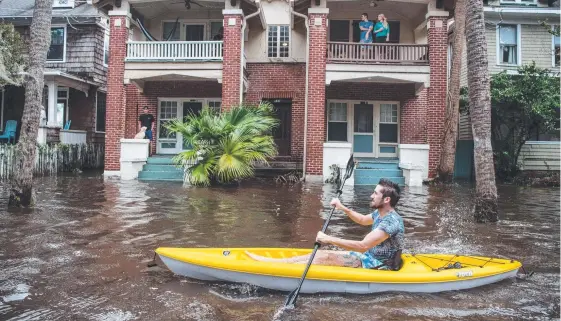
[213,27,224,41]
[246,179,404,270]
[138,106,155,155]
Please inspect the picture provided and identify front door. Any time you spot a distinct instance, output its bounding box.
[181,101,202,150]
[157,99,203,154]
[353,102,375,157]
[268,99,292,156]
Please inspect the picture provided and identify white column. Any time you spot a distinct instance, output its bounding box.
[46,81,58,127]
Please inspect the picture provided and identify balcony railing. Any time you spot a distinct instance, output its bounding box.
[327,42,429,64]
[126,41,223,61]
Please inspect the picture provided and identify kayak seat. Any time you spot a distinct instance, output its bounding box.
[372,250,403,271]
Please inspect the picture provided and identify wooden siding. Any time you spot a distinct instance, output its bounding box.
[518,141,561,171]
[17,24,107,86]
[458,110,472,140]
[457,23,558,86]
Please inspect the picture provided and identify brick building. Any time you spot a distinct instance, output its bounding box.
[94,0,452,183]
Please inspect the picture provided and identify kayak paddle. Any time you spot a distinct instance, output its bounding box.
[284,153,356,307]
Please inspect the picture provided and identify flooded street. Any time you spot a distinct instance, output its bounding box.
[0,172,559,321]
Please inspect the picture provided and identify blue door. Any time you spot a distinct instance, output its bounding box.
[353,103,375,156]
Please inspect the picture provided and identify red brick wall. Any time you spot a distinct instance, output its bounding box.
[104,15,129,171]
[401,88,428,144]
[222,15,242,109]
[307,13,328,176]
[245,63,306,160]
[427,16,448,177]
[124,81,222,155]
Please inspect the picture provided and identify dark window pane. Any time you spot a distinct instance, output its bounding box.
[163,22,180,40]
[388,21,400,43]
[185,25,204,41]
[352,20,361,42]
[354,104,373,133]
[47,28,65,61]
[96,92,106,132]
[379,123,398,142]
[328,122,347,141]
[329,20,350,42]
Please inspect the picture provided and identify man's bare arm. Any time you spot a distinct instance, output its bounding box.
[317,229,389,252]
[331,199,374,226]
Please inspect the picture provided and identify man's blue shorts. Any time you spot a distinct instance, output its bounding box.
[349,251,388,269]
[145,129,153,141]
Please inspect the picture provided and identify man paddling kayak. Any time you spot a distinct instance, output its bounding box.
[246,178,404,270]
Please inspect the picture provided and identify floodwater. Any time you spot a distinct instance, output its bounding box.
[0,172,559,321]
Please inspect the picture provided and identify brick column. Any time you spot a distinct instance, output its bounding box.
[427,15,448,178]
[221,10,243,110]
[104,12,129,173]
[306,9,328,177]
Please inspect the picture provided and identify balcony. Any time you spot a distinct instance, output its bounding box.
[126,41,223,62]
[327,42,429,65]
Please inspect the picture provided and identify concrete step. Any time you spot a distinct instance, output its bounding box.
[354,168,403,177]
[356,161,400,170]
[138,170,183,181]
[146,156,176,165]
[142,164,183,172]
[354,176,405,186]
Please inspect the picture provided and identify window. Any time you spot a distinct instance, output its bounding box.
[210,21,223,40]
[56,88,68,127]
[329,20,351,42]
[497,24,519,65]
[499,0,537,4]
[268,25,290,58]
[553,26,560,67]
[208,101,221,114]
[162,21,180,41]
[0,88,4,131]
[96,91,106,132]
[103,30,109,66]
[379,104,398,143]
[47,27,66,61]
[158,100,178,139]
[327,102,348,141]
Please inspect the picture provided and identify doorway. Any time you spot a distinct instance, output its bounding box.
[266,98,292,157]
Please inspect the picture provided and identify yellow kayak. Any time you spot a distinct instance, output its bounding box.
[155,247,522,294]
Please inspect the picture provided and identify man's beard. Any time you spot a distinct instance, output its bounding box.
[370,200,382,209]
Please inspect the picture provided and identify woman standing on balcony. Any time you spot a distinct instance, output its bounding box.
[373,14,390,43]
[374,14,390,60]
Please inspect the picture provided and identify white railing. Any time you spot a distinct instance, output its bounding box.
[126,41,223,61]
[327,42,429,64]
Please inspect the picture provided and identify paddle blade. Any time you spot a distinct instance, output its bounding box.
[284,289,298,307]
[343,154,355,180]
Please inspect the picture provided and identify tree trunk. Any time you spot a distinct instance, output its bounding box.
[465,0,498,222]
[438,0,466,182]
[9,0,54,207]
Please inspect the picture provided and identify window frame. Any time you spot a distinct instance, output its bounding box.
[499,0,537,5]
[95,90,106,133]
[496,24,521,66]
[103,29,109,67]
[552,26,560,67]
[267,25,291,58]
[327,101,350,142]
[47,25,67,62]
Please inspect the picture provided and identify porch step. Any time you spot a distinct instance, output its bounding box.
[354,175,405,186]
[142,164,183,172]
[354,168,403,177]
[146,156,176,165]
[356,158,400,170]
[138,170,183,181]
[138,155,183,182]
[353,158,404,186]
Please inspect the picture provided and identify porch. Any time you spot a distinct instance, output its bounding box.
[0,70,105,145]
[322,81,431,186]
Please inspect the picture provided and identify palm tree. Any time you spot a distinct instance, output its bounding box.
[438,0,466,182]
[465,0,498,222]
[9,0,54,207]
[166,102,279,186]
